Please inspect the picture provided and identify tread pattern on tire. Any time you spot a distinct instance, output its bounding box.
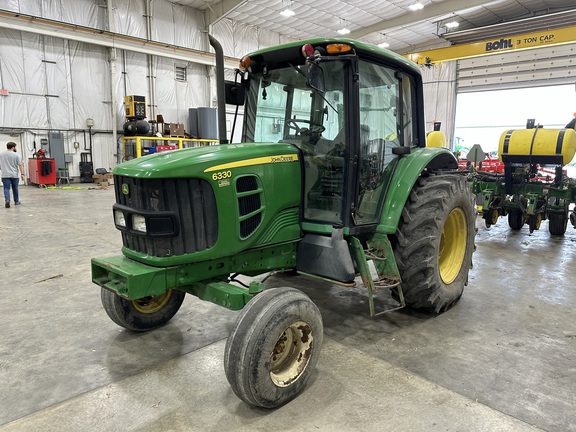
[548,213,568,236]
[100,288,185,332]
[224,287,323,408]
[392,174,476,313]
[508,209,524,230]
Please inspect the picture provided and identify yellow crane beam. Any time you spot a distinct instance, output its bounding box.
[405,24,576,65]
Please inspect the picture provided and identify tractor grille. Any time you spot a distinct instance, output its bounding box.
[114,175,218,257]
[236,176,262,238]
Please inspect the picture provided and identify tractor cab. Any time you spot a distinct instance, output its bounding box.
[236,39,425,233]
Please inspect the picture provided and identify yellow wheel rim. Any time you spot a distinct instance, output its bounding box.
[535,214,542,229]
[132,290,172,314]
[439,208,467,285]
[490,209,499,224]
[269,321,313,387]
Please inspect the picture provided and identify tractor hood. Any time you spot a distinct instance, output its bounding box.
[114,142,300,179]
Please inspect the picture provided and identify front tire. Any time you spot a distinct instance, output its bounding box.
[224,287,323,408]
[101,288,185,331]
[392,174,476,313]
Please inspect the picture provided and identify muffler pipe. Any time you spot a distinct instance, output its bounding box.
[209,35,228,144]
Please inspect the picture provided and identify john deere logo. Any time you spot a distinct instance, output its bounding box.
[122,184,129,195]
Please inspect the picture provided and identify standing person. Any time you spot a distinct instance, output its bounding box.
[0,142,25,208]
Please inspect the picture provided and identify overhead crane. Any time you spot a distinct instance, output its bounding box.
[405,24,576,65]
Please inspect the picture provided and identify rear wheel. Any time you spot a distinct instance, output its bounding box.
[548,213,568,236]
[508,209,525,230]
[101,288,185,331]
[224,287,323,408]
[392,174,476,313]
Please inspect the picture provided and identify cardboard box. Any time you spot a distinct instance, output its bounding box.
[93,173,114,185]
[169,123,185,136]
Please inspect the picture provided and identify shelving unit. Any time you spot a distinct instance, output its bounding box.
[122,136,218,160]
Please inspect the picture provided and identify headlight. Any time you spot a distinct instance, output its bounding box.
[114,210,126,227]
[132,214,147,233]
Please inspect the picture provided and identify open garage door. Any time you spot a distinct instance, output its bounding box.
[454,42,576,158]
[457,42,576,93]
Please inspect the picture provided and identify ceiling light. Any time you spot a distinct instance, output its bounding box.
[378,42,390,48]
[280,9,295,17]
[445,21,459,29]
[337,28,350,35]
[409,2,424,11]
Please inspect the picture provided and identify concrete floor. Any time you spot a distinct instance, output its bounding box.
[1,184,575,431]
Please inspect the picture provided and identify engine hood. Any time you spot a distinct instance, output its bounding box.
[114,142,300,179]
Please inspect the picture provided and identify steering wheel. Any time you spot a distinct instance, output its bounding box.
[285,119,325,136]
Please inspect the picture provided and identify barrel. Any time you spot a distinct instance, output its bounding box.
[498,128,576,166]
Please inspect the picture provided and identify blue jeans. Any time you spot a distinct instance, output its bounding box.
[2,178,19,203]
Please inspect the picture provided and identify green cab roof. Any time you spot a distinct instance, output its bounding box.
[247,38,420,77]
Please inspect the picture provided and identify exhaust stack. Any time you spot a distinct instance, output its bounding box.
[209,35,228,144]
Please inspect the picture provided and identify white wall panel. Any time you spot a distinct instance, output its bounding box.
[154,57,209,125]
[61,0,103,28]
[172,3,204,50]
[154,57,178,122]
[109,0,147,37]
[45,36,71,130]
[150,1,175,45]
[148,0,203,50]
[211,19,235,57]
[1,0,103,27]
[21,33,49,128]
[68,41,111,130]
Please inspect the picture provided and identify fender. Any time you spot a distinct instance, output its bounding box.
[377,147,458,234]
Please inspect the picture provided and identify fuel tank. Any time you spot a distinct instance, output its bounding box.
[498,128,576,166]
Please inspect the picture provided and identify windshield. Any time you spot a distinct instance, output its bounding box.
[243,62,344,146]
[243,61,348,224]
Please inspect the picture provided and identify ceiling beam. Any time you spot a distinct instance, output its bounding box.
[348,0,494,39]
[205,0,247,27]
[0,9,239,69]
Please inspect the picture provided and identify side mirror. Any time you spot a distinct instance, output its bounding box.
[224,81,246,105]
[392,146,411,156]
[307,63,325,93]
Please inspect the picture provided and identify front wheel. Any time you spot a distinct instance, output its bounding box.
[392,174,476,313]
[101,288,186,331]
[224,287,323,408]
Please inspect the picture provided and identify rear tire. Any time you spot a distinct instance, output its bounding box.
[548,213,568,236]
[392,174,476,313]
[224,287,323,408]
[101,288,185,331]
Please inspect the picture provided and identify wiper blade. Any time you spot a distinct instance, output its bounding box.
[288,63,338,114]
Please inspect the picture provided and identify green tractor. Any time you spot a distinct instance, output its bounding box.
[92,36,476,408]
